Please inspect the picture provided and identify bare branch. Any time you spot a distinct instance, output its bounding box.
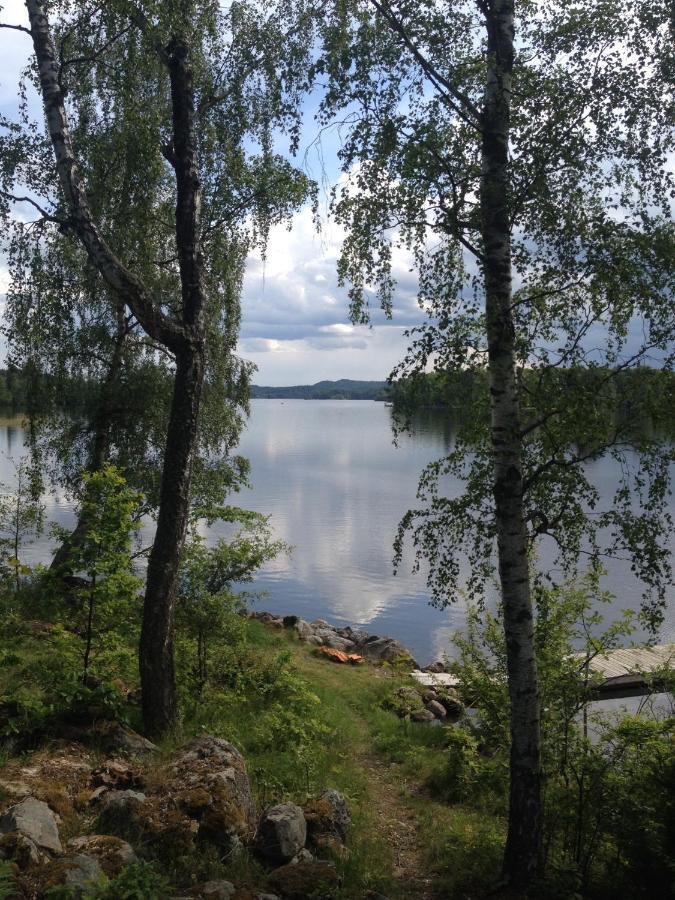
[0,189,64,224]
[0,22,31,35]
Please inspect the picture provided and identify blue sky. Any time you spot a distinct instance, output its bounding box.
[0,0,424,385]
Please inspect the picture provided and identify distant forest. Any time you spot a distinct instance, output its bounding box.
[251,379,388,400]
[389,368,675,433]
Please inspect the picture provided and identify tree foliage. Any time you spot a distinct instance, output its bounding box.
[317,0,675,621]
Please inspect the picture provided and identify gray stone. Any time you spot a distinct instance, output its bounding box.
[294,618,321,643]
[356,635,416,666]
[63,853,105,893]
[173,736,257,847]
[290,848,314,864]
[304,789,351,843]
[0,797,62,854]
[256,895,281,900]
[411,708,436,723]
[425,700,447,719]
[336,626,370,644]
[257,803,307,863]
[315,630,356,652]
[196,880,236,899]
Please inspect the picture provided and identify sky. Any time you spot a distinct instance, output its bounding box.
[0,0,426,386]
[1,3,670,384]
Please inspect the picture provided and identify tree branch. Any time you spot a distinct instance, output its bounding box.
[0,189,64,224]
[369,0,482,131]
[24,0,184,350]
[0,22,31,35]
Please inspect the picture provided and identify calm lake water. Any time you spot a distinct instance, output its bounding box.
[1,400,673,666]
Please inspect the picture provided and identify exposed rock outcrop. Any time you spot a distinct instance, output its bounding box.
[0,797,62,854]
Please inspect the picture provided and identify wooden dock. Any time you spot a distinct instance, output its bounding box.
[412,644,675,700]
[574,643,675,698]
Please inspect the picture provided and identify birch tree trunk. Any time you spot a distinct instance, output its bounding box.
[26,0,206,737]
[137,37,207,737]
[480,0,542,885]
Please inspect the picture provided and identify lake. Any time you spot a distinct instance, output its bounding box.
[1,401,673,665]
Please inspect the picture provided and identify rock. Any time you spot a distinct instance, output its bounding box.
[411,708,436,723]
[435,689,465,719]
[67,835,137,876]
[336,626,369,644]
[97,790,147,834]
[192,880,236,899]
[256,895,281,900]
[304,790,350,844]
[314,629,356,652]
[172,736,257,849]
[311,619,330,627]
[257,803,307,863]
[294,619,322,644]
[268,859,338,898]
[250,612,283,628]
[282,615,300,628]
[356,635,416,667]
[422,661,447,673]
[63,853,105,894]
[0,797,62,854]
[382,686,423,718]
[0,831,47,868]
[95,722,159,756]
[290,848,313,864]
[425,700,447,719]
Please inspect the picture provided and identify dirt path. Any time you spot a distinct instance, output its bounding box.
[360,756,439,900]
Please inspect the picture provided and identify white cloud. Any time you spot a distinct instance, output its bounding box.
[240,205,423,384]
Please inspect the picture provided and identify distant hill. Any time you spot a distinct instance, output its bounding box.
[251,379,389,400]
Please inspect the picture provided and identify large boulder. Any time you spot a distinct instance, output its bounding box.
[257,804,307,864]
[171,736,257,849]
[355,635,416,667]
[304,790,350,844]
[95,722,159,756]
[435,688,465,719]
[0,797,62,854]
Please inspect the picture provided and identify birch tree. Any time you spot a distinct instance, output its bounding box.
[318,0,674,888]
[0,0,316,737]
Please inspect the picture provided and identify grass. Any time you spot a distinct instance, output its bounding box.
[0,611,508,898]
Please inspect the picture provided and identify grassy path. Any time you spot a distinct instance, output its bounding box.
[290,639,448,898]
[359,754,438,899]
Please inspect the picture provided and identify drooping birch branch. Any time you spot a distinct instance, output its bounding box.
[24,0,185,350]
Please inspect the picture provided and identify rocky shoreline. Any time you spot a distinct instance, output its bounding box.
[246,610,449,673]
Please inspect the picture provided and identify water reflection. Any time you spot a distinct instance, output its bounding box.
[0,401,673,663]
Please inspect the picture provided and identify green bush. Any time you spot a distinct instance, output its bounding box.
[448,573,675,897]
